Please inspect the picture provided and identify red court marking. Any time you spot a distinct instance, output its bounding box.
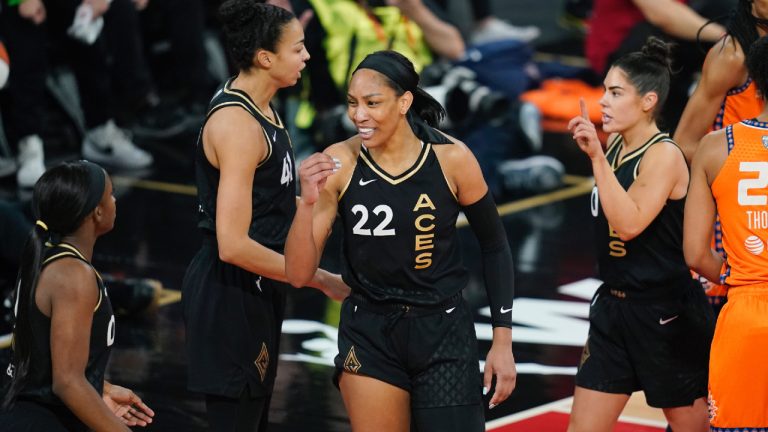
[488,409,665,432]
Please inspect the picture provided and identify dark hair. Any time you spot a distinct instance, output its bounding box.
[746,36,768,101]
[1,161,106,410]
[726,0,762,56]
[218,0,296,71]
[611,37,673,120]
[354,50,446,127]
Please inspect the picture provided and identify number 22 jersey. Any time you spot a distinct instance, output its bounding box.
[338,142,468,305]
[713,119,768,287]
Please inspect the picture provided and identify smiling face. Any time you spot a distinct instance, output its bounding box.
[266,18,309,87]
[599,66,657,134]
[346,68,412,148]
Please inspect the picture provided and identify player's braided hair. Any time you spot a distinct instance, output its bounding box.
[746,36,768,100]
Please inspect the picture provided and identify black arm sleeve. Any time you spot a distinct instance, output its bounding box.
[462,191,515,328]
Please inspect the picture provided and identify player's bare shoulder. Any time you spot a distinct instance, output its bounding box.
[431,132,472,168]
[323,135,361,193]
[324,135,361,166]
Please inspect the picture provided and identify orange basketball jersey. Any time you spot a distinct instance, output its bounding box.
[712,78,765,131]
[711,119,768,288]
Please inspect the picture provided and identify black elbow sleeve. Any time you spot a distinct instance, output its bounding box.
[462,192,515,328]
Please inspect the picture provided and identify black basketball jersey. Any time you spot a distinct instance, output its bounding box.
[15,243,114,406]
[195,78,297,252]
[592,133,691,292]
[338,142,468,305]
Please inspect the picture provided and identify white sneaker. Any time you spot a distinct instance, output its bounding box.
[498,155,564,193]
[16,135,46,188]
[83,119,153,169]
[471,17,540,45]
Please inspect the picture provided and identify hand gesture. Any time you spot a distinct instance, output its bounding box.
[103,384,155,427]
[567,98,603,160]
[19,0,46,24]
[298,153,339,205]
[483,340,517,409]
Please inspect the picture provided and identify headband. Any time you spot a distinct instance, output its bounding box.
[75,160,107,223]
[355,53,452,145]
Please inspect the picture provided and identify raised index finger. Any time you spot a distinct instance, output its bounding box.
[579,97,589,120]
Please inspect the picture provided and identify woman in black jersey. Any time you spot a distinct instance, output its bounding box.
[0,161,154,431]
[285,50,517,432]
[566,37,714,432]
[181,1,348,431]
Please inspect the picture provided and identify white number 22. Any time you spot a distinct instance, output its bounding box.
[351,204,396,236]
[738,162,768,206]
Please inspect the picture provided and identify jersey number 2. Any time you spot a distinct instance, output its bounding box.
[738,162,768,206]
[351,204,396,236]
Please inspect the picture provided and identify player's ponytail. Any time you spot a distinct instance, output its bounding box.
[1,161,106,410]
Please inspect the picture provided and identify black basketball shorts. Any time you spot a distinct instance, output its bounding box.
[575,281,715,408]
[334,293,483,409]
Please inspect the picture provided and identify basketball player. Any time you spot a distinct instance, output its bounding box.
[674,0,768,313]
[181,2,348,431]
[566,37,714,432]
[675,0,767,162]
[285,50,517,432]
[684,35,768,432]
[0,161,154,431]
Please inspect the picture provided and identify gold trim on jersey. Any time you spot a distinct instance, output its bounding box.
[358,142,431,185]
[206,101,251,119]
[337,170,355,202]
[222,80,284,129]
[633,137,676,180]
[205,101,274,168]
[43,243,104,312]
[609,132,667,171]
[440,170,458,202]
[605,134,623,158]
[258,127,273,168]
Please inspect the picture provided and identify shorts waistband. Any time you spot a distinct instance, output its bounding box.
[349,292,462,317]
[600,280,692,302]
[727,282,768,298]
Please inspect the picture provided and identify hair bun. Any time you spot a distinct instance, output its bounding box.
[640,36,673,72]
[219,0,258,32]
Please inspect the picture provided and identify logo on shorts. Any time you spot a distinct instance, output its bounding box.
[762,135,768,149]
[579,337,590,368]
[344,346,362,374]
[659,315,679,325]
[255,343,270,382]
